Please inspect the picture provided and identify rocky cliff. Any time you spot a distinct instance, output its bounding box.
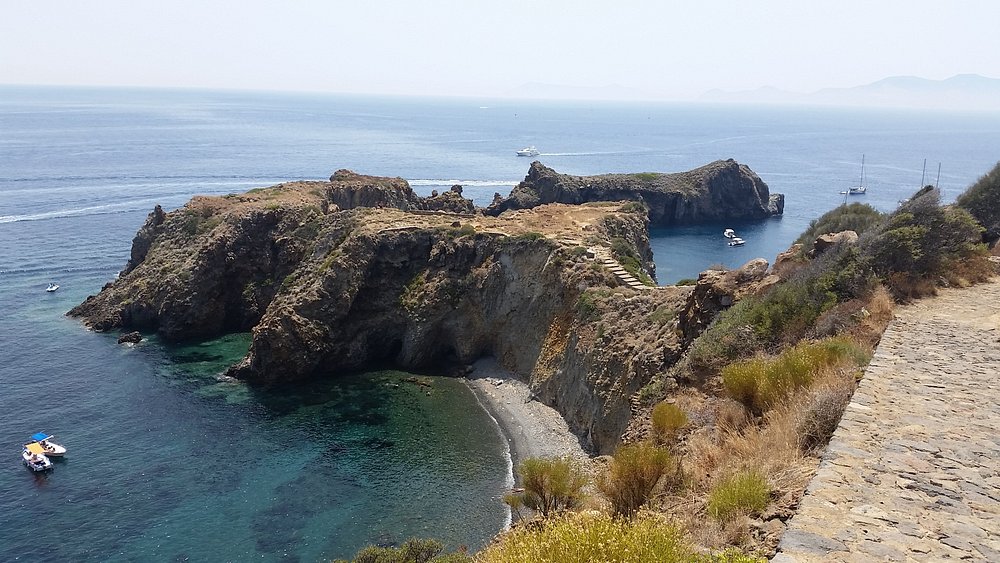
[70,162,780,454]
[486,159,784,225]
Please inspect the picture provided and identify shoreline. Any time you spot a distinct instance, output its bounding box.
[464,358,590,480]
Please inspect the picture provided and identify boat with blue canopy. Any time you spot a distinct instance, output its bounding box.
[28,432,66,457]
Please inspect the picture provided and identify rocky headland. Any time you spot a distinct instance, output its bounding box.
[486,159,784,225]
[70,161,782,454]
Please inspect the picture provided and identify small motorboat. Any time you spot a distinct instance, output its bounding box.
[46,283,60,292]
[516,146,540,157]
[29,433,66,457]
[723,228,737,239]
[22,443,53,472]
[728,237,746,247]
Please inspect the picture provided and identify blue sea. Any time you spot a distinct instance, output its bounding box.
[1,85,998,560]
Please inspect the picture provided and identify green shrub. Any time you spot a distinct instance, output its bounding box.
[675,278,697,286]
[505,457,588,518]
[722,337,868,414]
[956,161,1000,234]
[337,538,470,563]
[688,246,873,371]
[620,201,648,213]
[515,231,546,242]
[795,202,884,246]
[707,471,771,521]
[631,172,660,182]
[576,290,603,322]
[478,512,693,563]
[650,402,687,444]
[597,443,674,518]
[649,305,677,326]
[866,189,985,298]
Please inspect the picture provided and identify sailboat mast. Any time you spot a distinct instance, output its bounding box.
[860,154,866,187]
[920,159,927,187]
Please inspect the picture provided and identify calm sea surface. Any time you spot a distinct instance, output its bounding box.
[1,86,998,560]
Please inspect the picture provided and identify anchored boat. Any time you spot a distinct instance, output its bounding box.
[22,442,53,472]
[29,432,66,457]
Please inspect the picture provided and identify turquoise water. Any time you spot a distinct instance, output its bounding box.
[1,86,999,559]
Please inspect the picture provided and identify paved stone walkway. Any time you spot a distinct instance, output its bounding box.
[774,280,1000,562]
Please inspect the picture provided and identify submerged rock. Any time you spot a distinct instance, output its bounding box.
[117,331,142,344]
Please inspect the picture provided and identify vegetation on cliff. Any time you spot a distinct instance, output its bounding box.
[955,160,1000,243]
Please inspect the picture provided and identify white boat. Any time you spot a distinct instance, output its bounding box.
[516,146,539,157]
[728,237,746,247]
[841,155,868,195]
[22,443,53,472]
[723,228,737,239]
[46,283,59,292]
[29,432,66,457]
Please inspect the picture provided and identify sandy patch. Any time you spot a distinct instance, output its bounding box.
[464,358,590,476]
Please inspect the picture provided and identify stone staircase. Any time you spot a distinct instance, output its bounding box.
[590,247,651,291]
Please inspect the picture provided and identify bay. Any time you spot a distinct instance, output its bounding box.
[1,86,998,560]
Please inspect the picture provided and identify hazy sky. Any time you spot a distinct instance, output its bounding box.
[3,1,1000,99]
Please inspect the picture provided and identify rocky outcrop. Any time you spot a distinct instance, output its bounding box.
[117,331,142,344]
[678,258,774,342]
[486,160,784,225]
[327,169,421,210]
[420,185,476,214]
[810,230,859,257]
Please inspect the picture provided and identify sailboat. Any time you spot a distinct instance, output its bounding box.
[841,155,867,195]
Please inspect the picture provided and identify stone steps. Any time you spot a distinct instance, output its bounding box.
[590,248,652,290]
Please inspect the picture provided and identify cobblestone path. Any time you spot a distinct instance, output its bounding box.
[774,280,1000,562]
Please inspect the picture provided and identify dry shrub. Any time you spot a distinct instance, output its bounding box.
[722,337,869,415]
[942,253,996,287]
[597,443,675,518]
[886,271,938,301]
[797,376,855,453]
[715,399,750,433]
[651,401,688,445]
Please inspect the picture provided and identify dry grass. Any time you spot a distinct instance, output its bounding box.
[651,401,689,445]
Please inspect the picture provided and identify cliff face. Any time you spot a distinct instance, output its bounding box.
[486,160,784,225]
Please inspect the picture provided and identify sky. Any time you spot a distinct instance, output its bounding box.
[3,0,1000,100]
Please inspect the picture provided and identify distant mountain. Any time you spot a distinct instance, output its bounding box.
[701,74,1000,110]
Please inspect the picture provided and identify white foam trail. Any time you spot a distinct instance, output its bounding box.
[464,380,515,530]
[0,198,163,223]
[407,179,518,187]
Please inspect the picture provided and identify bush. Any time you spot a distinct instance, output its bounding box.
[505,457,588,518]
[338,538,470,563]
[798,380,854,453]
[866,188,985,299]
[795,202,884,246]
[597,443,674,518]
[688,245,875,371]
[722,337,868,415]
[707,471,771,522]
[650,402,687,444]
[956,161,1000,235]
[478,512,692,563]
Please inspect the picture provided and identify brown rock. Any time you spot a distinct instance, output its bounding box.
[811,230,859,257]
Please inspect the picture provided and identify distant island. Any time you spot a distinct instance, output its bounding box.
[701,73,1000,111]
